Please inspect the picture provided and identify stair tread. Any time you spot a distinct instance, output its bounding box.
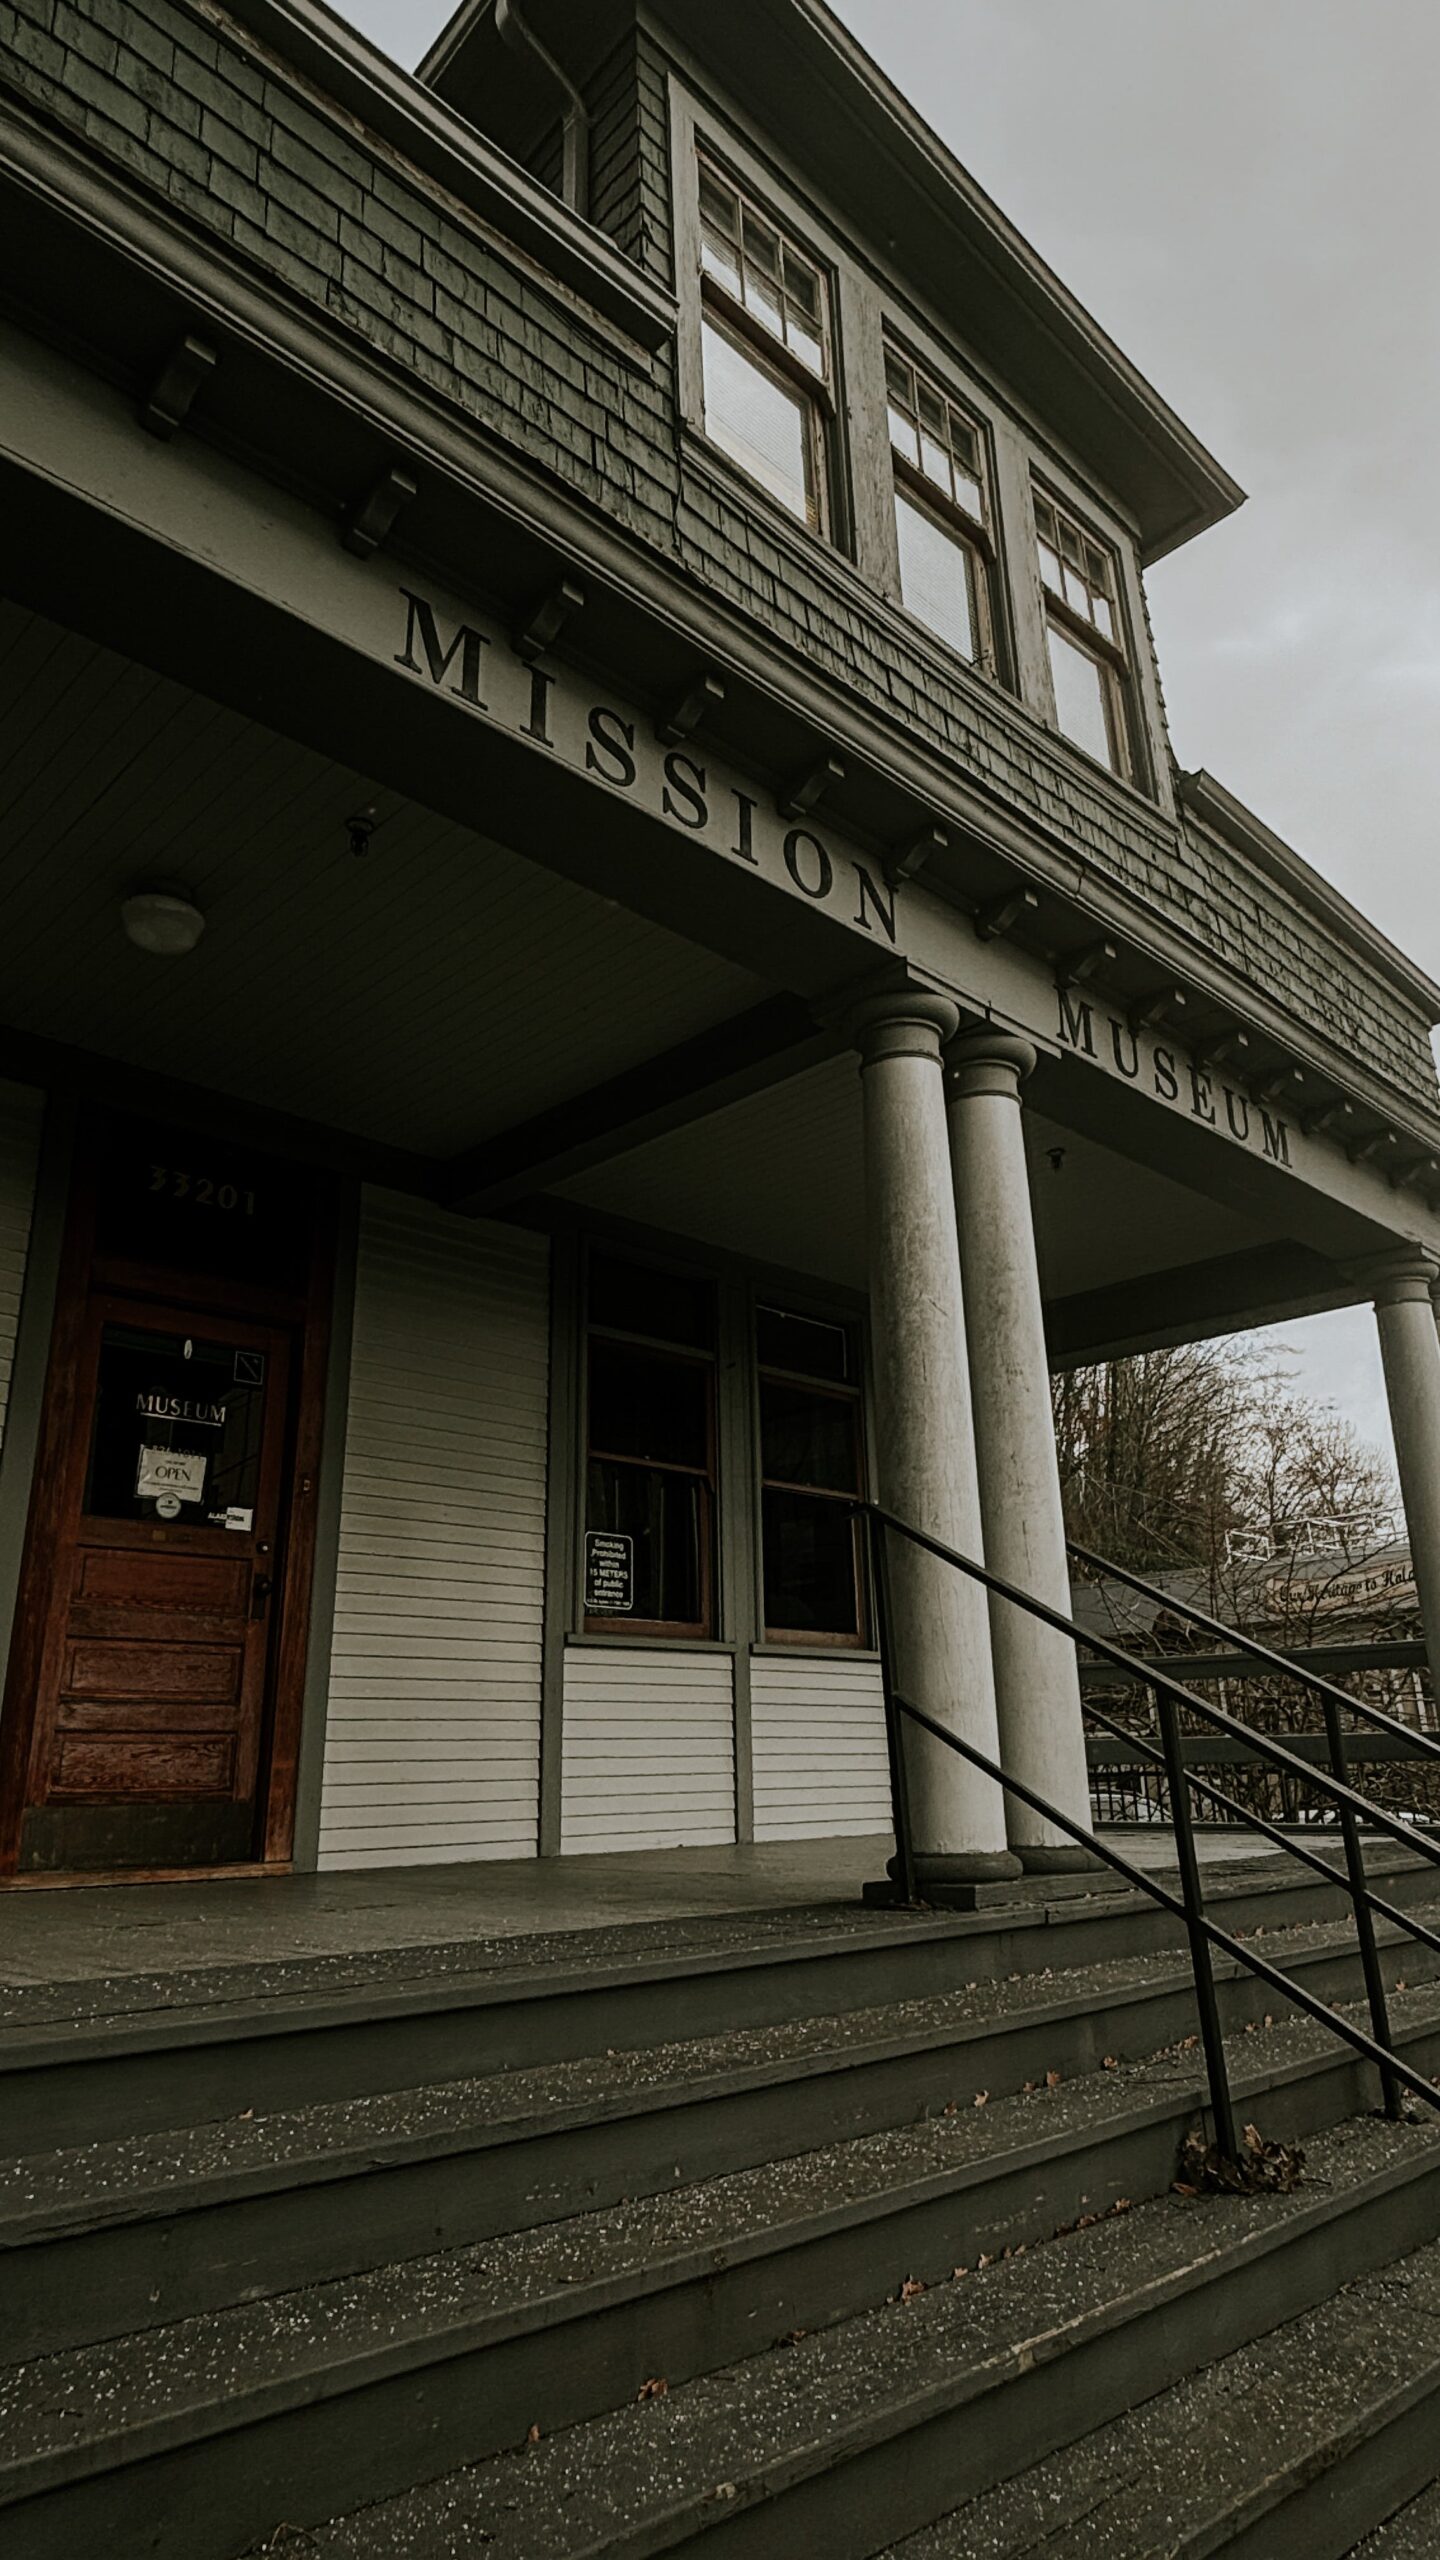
[3,1846,1426,2044]
[881,2230,1440,2556]
[220,2113,1440,2560]
[7,2060,1436,2505]
[1349,2478,1440,2555]
[4,1919,1435,2242]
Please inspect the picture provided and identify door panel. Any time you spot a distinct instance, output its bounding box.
[17,1298,294,1872]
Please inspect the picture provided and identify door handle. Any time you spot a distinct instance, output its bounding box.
[250,1574,274,1620]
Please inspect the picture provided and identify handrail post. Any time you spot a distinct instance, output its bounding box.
[868,1510,917,1905]
[1156,1683,1239,2161]
[1322,1692,1402,2120]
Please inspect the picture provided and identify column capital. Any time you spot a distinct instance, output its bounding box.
[845,988,960,1065]
[1358,1247,1440,1308]
[946,1025,1038,1101]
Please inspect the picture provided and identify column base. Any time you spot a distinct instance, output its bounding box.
[1014,1843,1105,1876]
[864,1845,1024,1910]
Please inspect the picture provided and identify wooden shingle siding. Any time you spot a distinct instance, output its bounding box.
[751,1655,891,1841]
[561,1648,736,1851]
[4,0,1435,1114]
[318,1192,549,1870]
[0,1081,42,1460]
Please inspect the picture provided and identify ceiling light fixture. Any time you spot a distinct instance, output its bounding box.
[120,882,206,957]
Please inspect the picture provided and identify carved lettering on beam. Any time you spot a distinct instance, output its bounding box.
[141,334,219,440]
[655,673,725,744]
[975,887,1040,942]
[342,465,418,559]
[778,754,845,820]
[513,577,586,664]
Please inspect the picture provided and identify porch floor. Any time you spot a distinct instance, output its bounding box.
[0,1828,1286,1992]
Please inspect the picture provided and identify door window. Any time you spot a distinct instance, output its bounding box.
[83,1324,268,1531]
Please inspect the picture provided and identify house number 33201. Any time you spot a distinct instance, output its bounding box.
[148,1165,257,1214]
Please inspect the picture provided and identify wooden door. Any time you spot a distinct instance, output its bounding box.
[16,1297,295,1872]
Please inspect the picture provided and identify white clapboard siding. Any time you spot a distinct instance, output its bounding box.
[318,1191,550,1869]
[0,1081,43,1460]
[561,1648,735,1851]
[751,1654,892,1840]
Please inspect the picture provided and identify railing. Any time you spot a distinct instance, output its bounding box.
[856,1501,1440,2165]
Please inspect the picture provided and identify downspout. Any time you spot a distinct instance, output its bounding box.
[495,0,590,220]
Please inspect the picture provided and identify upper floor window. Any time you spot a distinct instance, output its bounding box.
[885,344,995,669]
[698,157,832,531]
[1033,490,1133,777]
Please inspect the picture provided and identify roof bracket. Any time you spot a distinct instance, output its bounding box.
[887,824,949,886]
[778,754,845,820]
[975,886,1039,942]
[342,465,419,559]
[142,333,219,440]
[1127,985,1187,1032]
[1058,937,1118,987]
[655,672,726,744]
[1303,1097,1357,1139]
[514,577,586,664]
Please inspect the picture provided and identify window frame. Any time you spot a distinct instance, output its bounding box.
[694,148,837,538]
[754,1307,868,1650]
[1032,484,1135,779]
[582,1262,719,1641]
[883,337,1000,676]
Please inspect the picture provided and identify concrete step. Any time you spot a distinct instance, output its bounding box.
[882,2232,1440,2558]
[2,1845,1434,2152]
[4,2008,1440,2560]
[212,2114,1440,2560]
[5,1917,1438,2357]
[1348,2479,1440,2556]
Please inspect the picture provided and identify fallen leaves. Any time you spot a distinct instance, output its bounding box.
[1173,2122,1306,2198]
[973,2089,989,2108]
[1045,2069,1062,2090]
[637,2378,669,2401]
[899,2276,927,2301]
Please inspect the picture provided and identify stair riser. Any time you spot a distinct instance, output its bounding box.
[10,1951,1436,2361]
[11,2137,1440,2560]
[1215,2378,1440,2560]
[6,1890,1436,2159]
[606,2159,1440,2560]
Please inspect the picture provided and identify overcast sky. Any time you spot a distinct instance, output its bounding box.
[341,0,1440,1470]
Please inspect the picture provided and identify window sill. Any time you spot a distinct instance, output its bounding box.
[568,1631,739,1654]
[750,1643,881,1661]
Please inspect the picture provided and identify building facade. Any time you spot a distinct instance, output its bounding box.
[2,0,1440,1885]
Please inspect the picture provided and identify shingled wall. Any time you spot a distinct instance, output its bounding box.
[1,0,1435,1115]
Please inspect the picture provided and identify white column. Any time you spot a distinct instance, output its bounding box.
[1372,1252,1440,1659]
[850,992,1019,1889]
[947,1029,1095,1871]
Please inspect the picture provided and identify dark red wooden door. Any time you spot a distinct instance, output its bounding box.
[18,1297,294,1872]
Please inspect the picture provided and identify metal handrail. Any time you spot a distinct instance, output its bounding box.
[1066,1536,1440,1768]
[857,1500,1440,2159]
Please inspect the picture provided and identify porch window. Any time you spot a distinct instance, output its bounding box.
[757,1305,866,1644]
[584,1254,717,1636]
[885,342,996,670]
[1033,488,1133,777]
[697,155,833,531]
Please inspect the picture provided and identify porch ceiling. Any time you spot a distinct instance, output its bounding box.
[553,1054,1290,1311]
[0,602,771,1157]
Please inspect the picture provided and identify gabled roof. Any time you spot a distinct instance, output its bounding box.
[424,0,1245,561]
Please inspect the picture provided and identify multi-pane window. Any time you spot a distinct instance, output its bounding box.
[885,344,995,668]
[584,1254,717,1636]
[1033,490,1132,776]
[757,1306,865,1645]
[698,157,832,530]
